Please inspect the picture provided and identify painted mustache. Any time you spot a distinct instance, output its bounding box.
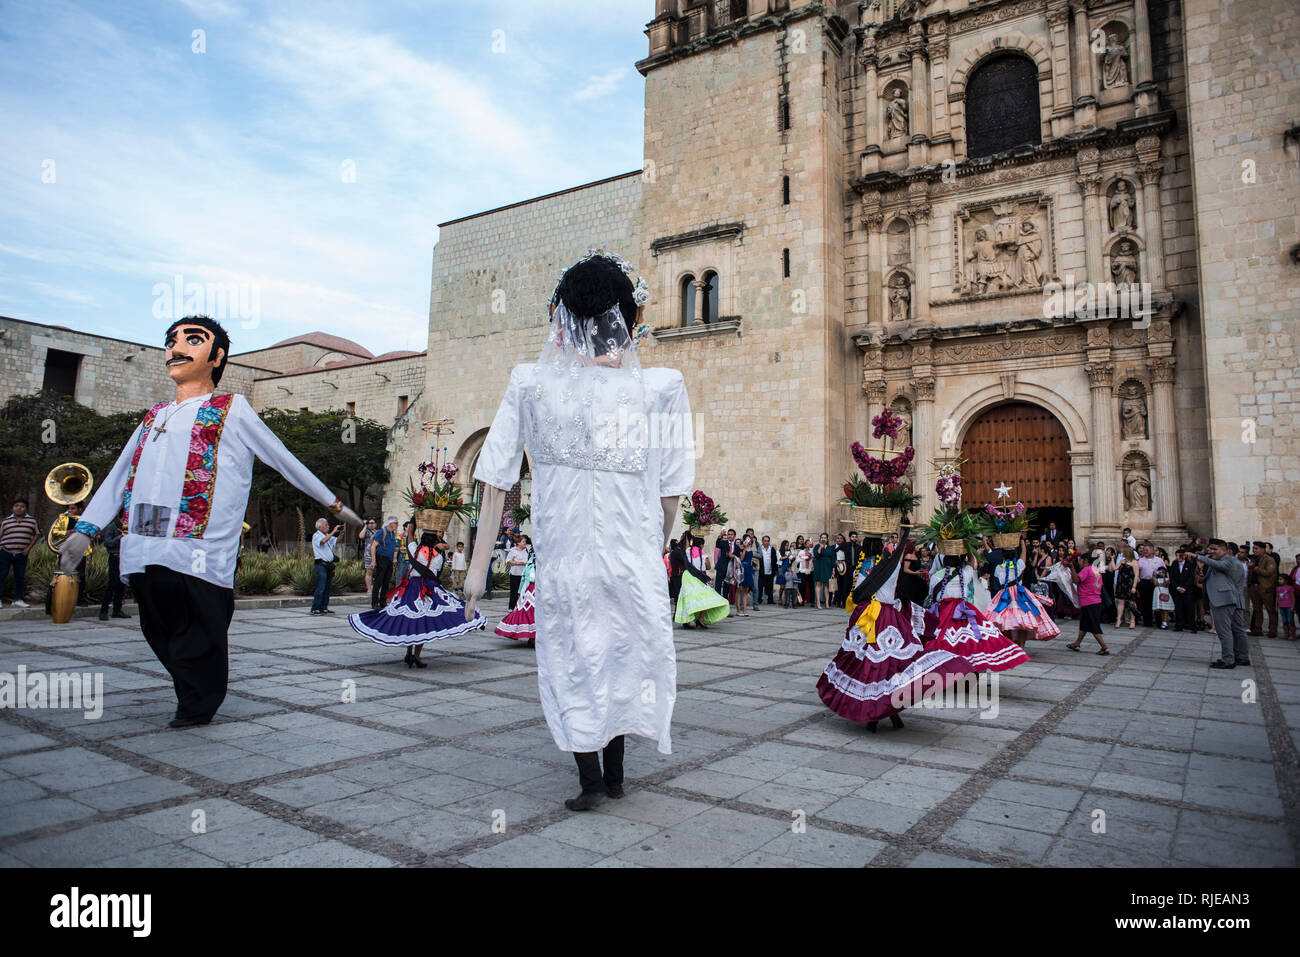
[165,356,193,368]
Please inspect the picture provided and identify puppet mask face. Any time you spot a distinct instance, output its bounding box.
[164,325,223,388]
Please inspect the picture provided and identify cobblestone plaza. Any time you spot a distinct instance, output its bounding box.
[0,598,1294,867]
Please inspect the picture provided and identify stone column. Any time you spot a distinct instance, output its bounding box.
[1072,2,1097,128]
[692,279,706,324]
[1086,360,1122,535]
[861,50,879,147]
[910,206,932,328]
[928,33,950,142]
[913,375,937,519]
[908,29,930,165]
[1046,3,1074,136]
[1147,355,1185,532]
[1136,137,1166,291]
[1076,151,1105,285]
[863,202,885,328]
[1131,0,1158,115]
[863,377,887,430]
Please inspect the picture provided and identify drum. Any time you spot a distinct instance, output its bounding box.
[49,572,79,624]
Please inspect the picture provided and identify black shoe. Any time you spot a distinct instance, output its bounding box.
[413,658,427,669]
[112,610,130,619]
[565,791,605,812]
[168,716,212,729]
[404,649,414,666]
[1237,660,1252,666]
[323,609,336,615]
[605,784,626,799]
[866,721,878,734]
[99,610,109,621]
[1209,660,1235,669]
[310,610,323,616]
[890,714,904,730]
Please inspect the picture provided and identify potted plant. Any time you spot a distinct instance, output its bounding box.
[681,490,727,538]
[918,469,980,556]
[842,408,918,534]
[402,459,474,534]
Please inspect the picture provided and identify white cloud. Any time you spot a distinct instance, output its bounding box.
[570,67,628,103]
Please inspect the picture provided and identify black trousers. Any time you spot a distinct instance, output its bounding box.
[130,565,234,721]
[371,555,393,608]
[573,735,625,794]
[508,574,522,609]
[1173,586,1197,631]
[1137,578,1155,627]
[100,552,125,613]
[758,572,775,603]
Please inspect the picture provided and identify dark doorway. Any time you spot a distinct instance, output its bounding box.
[42,349,81,397]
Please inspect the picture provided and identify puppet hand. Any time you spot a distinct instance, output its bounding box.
[58,532,92,575]
[336,506,363,527]
[463,567,486,622]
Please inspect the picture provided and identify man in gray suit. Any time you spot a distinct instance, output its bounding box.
[1196,539,1251,669]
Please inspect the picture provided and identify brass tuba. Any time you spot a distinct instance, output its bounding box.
[45,462,94,554]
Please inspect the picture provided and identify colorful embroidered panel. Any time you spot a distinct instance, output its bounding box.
[120,402,166,532]
[175,393,234,539]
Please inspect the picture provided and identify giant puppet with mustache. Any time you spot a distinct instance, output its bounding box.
[60,316,362,728]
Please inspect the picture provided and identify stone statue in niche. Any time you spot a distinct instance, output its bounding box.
[1111,239,1140,286]
[1015,221,1044,287]
[1102,34,1130,90]
[1109,180,1137,232]
[887,219,910,266]
[888,274,911,322]
[1120,388,1149,440]
[886,90,909,139]
[893,404,913,447]
[1124,465,1151,512]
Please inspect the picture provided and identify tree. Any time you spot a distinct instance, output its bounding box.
[249,408,390,524]
[0,392,150,529]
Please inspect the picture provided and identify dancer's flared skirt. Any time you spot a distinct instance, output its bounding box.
[675,573,730,625]
[818,600,974,723]
[496,580,536,641]
[923,598,1031,672]
[349,575,486,647]
[987,584,1062,640]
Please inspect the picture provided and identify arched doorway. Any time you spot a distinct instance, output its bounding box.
[961,402,1073,538]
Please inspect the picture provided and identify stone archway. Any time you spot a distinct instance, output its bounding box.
[960,401,1074,536]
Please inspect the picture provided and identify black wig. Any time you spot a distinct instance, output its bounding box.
[552,256,637,333]
[166,315,231,387]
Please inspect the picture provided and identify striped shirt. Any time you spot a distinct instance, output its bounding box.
[0,515,40,553]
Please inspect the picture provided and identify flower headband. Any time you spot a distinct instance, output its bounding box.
[548,248,652,314]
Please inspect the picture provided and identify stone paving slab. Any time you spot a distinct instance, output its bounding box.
[1,600,1297,867]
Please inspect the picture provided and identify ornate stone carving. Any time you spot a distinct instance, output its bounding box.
[1111,239,1140,286]
[954,195,1054,295]
[1138,161,1164,187]
[888,273,912,322]
[886,89,909,139]
[1119,382,1149,439]
[913,377,937,402]
[934,330,1079,363]
[1086,361,1115,388]
[887,218,911,265]
[863,377,887,402]
[1147,356,1176,383]
[1108,180,1137,232]
[1101,34,1130,89]
[1122,452,1152,512]
[892,398,914,446]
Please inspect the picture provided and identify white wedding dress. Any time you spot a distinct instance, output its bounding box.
[475,304,694,755]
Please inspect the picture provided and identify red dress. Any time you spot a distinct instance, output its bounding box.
[923,568,1031,672]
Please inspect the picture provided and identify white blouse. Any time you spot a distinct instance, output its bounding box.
[78,393,338,590]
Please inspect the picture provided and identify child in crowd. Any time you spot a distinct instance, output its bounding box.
[1152,564,1175,629]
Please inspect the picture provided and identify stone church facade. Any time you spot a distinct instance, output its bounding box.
[402,0,1298,552]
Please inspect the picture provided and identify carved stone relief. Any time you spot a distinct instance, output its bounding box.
[953,194,1054,297]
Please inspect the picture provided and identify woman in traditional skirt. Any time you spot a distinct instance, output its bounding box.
[496,544,537,647]
[923,553,1032,672]
[674,536,730,629]
[818,528,973,733]
[988,537,1062,646]
[349,530,486,667]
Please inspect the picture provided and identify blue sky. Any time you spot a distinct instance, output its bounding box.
[0,0,649,356]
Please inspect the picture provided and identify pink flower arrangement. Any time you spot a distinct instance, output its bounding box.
[936,475,963,508]
[851,441,915,485]
[871,407,904,441]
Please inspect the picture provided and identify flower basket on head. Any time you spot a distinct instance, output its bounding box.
[839,408,919,536]
[917,464,979,557]
[682,491,726,538]
[402,458,473,536]
[978,501,1036,551]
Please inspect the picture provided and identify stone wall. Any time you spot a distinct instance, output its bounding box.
[397,172,644,536]
[1182,0,1300,553]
